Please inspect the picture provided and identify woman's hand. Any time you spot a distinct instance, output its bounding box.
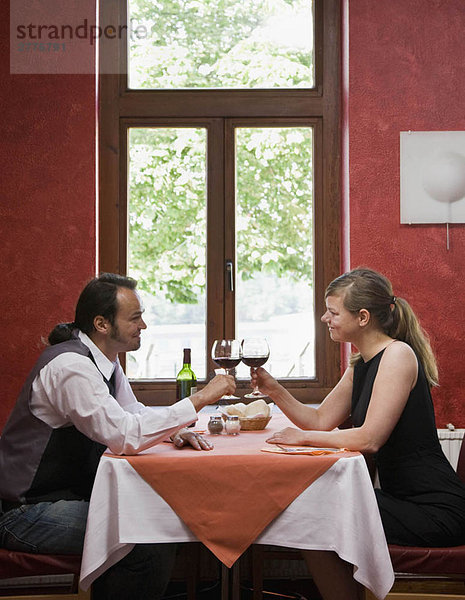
[250,367,282,398]
[266,427,308,446]
[171,428,213,451]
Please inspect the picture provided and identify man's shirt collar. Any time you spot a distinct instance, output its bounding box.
[78,331,116,381]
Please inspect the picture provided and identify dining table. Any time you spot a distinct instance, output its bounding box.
[79,407,394,599]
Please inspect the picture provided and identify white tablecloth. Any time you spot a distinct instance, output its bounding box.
[80,452,394,599]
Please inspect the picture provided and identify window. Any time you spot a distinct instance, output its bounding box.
[99,0,341,404]
[127,0,314,90]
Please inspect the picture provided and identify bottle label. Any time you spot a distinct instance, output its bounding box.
[176,381,197,401]
[177,382,197,426]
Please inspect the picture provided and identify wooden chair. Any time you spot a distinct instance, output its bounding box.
[0,548,90,600]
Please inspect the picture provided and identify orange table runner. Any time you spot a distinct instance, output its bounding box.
[116,414,357,567]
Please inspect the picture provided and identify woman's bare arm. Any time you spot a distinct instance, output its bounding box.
[266,342,418,452]
[252,366,354,431]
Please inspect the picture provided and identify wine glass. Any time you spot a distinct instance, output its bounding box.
[211,339,241,403]
[241,337,270,399]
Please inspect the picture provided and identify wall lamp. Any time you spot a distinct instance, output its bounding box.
[400,131,465,250]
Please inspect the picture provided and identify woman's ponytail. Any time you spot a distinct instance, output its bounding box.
[391,298,438,387]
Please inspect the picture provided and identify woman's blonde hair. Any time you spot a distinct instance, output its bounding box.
[325,267,438,387]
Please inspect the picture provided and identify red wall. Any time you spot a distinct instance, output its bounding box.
[348,0,465,427]
[1,1,464,429]
[0,3,96,428]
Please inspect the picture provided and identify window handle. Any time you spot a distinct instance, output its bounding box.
[225,259,234,292]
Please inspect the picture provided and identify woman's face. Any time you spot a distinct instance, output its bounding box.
[321,293,361,343]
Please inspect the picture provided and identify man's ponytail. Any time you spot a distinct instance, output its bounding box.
[48,322,76,346]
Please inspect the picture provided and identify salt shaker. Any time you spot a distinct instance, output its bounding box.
[225,415,241,435]
[208,415,224,435]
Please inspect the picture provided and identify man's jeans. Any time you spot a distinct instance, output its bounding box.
[0,500,176,600]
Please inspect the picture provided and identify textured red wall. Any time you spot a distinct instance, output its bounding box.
[348,0,465,427]
[1,1,464,430]
[0,3,96,429]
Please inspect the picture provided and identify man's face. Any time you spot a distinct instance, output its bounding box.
[109,287,147,353]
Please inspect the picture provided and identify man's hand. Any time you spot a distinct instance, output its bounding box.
[171,428,213,451]
[190,374,235,411]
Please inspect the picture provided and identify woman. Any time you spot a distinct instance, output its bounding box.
[251,267,465,600]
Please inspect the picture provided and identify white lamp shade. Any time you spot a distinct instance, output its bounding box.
[400,131,465,224]
[422,151,465,204]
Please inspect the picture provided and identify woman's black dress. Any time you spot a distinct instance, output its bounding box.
[351,349,465,547]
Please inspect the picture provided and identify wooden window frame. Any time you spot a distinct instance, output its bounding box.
[98,0,341,405]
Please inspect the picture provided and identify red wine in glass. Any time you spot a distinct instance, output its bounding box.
[241,356,268,369]
[211,339,241,402]
[241,338,270,399]
[214,357,242,370]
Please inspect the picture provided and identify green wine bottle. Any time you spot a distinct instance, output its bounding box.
[176,348,197,402]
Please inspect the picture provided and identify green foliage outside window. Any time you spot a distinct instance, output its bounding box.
[128,0,314,308]
[129,0,313,89]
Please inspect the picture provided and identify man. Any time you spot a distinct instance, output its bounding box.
[0,273,234,600]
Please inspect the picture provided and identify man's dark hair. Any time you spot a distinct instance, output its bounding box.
[48,273,137,345]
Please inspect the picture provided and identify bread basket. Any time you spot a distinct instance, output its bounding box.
[238,415,272,431]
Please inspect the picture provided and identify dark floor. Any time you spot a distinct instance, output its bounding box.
[162,578,323,600]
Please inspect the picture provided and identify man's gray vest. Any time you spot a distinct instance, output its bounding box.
[0,336,110,503]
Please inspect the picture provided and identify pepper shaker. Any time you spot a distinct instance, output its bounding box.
[208,415,224,435]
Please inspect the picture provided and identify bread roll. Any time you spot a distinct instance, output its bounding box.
[244,399,269,418]
[225,402,246,417]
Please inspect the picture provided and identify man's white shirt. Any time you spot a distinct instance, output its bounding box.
[30,331,197,455]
